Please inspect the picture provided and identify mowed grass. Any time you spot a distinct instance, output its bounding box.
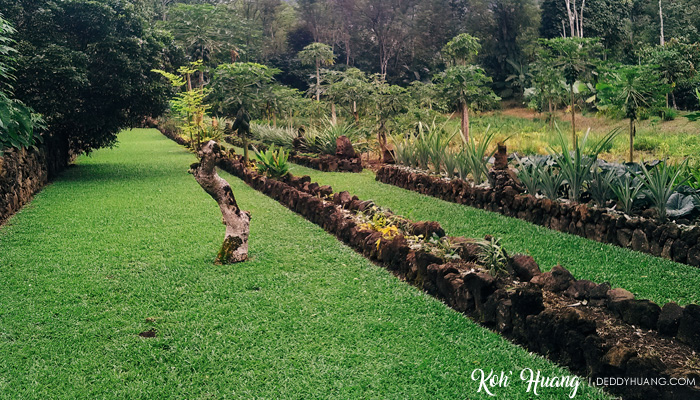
[288,165,700,306]
[0,129,610,399]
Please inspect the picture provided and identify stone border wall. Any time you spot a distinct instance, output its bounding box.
[376,165,700,268]
[0,137,71,225]
[161,131,700,400]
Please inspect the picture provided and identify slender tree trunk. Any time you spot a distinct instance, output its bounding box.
[548,99,554,129]
[186,73,192,92]
[353,101,359,122]
[190,141,250,264]
[331,103,337,124]
[315,60,321,102]
[671,91,677,109]
[570,82,577,148]
[461,103,470,143]
[629,118,635,163]
[273,113,277,128]
[659,0,665,45]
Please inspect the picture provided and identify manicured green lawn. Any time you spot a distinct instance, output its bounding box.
[288,165,700,306]
[0,129,608,399]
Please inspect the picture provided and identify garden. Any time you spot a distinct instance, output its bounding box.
[2,0,700,399]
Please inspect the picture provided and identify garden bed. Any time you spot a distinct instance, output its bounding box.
[216,154,700,400]
[376,164,700,268]
[224,135,363,173]
[160,131,700,399]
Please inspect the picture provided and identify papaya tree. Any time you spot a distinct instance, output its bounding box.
[297,42,335,102]
[209,62,280,162]
[438,65,499,142]
[539,37,602,147]
[596,65,667,162]
[439,34,498,141]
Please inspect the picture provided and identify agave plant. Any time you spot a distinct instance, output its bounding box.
[477,236,509,277]
[611,173,643,215]
[302,118,362,155]
[588,168,617,207]
[456,126,497,185]
[637,159,689,221]
[537,165,565,199]
[390,133,418,168]
[443,149,459,178]
[253,145,290,179]
[515,156,540,195]
[549,127,619,202]
[250,123,296,148]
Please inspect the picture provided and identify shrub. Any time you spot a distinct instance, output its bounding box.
[637,159,689,221]
[455,126,497,185]
[301,119,362,155]
[250,123,296,148]
[253,145,290,179]
[611,173,643,215]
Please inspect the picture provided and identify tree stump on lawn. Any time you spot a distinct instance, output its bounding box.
[189,141,251,264]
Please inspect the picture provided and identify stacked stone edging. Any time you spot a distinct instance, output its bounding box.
[376,165,700,267]
[0,137,71,225]
[160,131,700,400]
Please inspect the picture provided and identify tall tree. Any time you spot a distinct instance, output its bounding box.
[1,0,172,154]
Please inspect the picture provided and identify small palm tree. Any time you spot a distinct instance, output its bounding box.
[596,65,667,162]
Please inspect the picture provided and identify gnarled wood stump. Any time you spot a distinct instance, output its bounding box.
[189,141,250,264]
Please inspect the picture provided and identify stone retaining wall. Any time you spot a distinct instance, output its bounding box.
[0,137,71,225]
[376,165,700,267]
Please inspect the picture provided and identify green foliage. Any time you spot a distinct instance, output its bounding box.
[153,61,215,150]
[456,127,498,185]
[298,42,335,67]
[589,168,617,207]
[537,165,565,200]
[1,0,173,154]
[538,38,602,86]
[164,3,258,64]
[301,119,362,155]
[549,128,619,202]
[253,145,290,179]
[439,65,500,113]
[442,33,481,65]
[210,62,280,119]
[0,14,42,154]
[637,159,689,221]
[611,173,643,215]
[515,157,540,195]
[250,123,296,148]
[477,236,509,277]
[596,65,665,122]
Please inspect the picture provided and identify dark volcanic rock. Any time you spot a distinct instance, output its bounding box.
[657,302,683,336]
[677,304,700,350]
[510,255,541,282]
[335,135,356,159]
[531,265,574,292]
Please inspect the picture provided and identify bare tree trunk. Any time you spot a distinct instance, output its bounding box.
[315,60,321,102]
[461,103,470,143]
[548,99,554,129]
[331,103,337,124]
[629,118,635,163]
[570,82,577,148]
[353,100,359,122]
[671,91,677,109]
[190,141,250,264]
[659,0,665,45]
